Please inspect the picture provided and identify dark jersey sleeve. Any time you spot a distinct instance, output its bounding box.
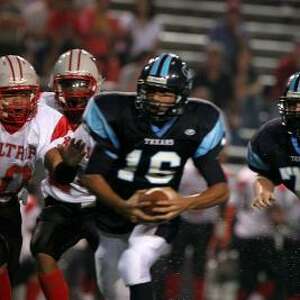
[82,97,120,176]
[192,106,227,186]
[193,152,226,186]
[247,123,282,185]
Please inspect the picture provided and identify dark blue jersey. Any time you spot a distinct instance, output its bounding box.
[81,92,226,233]
[248,118,300,196]
[83,92,226,199]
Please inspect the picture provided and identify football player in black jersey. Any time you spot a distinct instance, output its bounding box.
[71,53,229,300]
[249,72,300,208]
[248,71,300,299]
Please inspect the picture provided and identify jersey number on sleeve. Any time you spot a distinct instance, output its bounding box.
[279,167,300,195]
[117,150,181,184]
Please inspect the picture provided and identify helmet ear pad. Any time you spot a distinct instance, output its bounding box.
[135,53,193,121]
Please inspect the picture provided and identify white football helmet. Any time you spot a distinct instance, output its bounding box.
[0,55,40,127]
[49,49,102,125]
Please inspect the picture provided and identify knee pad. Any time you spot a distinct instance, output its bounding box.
[118,225,171,285]
[0,234,9,267]
[118,247,149,286]
[118,241,169,286]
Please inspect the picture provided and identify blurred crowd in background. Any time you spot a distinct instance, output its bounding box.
[2,0,300,144]
[3,0,300,299]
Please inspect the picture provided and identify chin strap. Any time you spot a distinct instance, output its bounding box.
[0,121,26,134]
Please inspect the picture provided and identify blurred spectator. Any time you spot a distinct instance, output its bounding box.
[23,0,50,76]
[121,0,161,61]
[42,0,81,76]
[271,34,300,101]
[192,42,234,115]
[209,0,248,74]
[234,46,268,144]
[118,50,154,92]
[0,0,25,56]
[235,46,262,105]
[77,0,128,86]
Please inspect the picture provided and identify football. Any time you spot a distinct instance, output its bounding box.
[139,187,176,215]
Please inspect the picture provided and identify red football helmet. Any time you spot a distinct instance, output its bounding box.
[0,55,40,129]
[49,49,102,126]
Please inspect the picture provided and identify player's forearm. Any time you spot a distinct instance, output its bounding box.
[45,148,78,184]
[184,182,229,210]
[44,148,62,173]
[255,175,275,195]
[80,174,127,212]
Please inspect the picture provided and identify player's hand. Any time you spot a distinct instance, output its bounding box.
[139,187,190,221]
[119,190,164,223]
[252,190,276,209]
[57,138,86,167]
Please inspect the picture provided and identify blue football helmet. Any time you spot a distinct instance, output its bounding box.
[136,53,193,122]
[278,72,300,136]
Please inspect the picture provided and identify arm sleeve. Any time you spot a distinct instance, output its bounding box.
[193,145,226,186]
[192,115,227,186]
[193,115,226,159]
[247,139,281,185]
[37,115,71,160]
[82,98,120,176]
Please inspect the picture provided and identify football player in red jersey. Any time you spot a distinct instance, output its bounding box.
[29,49,101,300]
[0,55,70,300]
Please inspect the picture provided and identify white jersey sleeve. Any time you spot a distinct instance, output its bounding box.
[41,124,97,204]
[33,103,71,160]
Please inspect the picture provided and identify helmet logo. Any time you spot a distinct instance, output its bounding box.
[146,76,167,85]
[184,128,196,136]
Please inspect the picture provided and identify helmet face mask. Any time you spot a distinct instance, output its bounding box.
[0,88,39,125]
[54,75,97,111]
[279,72,300,136]
[0,55,40,129]
[137,84,182,122]
[279,97,300,134]
[136,53,193,122]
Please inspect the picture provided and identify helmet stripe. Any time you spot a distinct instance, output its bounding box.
[149,53,167,76]
[68,49,73,71]
[77,49,82,70]
[16,56,23,79]
[295,75,300,92]
[5,56,16,81]
[160,55,173,77]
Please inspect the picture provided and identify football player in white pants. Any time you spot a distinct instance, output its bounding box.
[0,55,70,300]
[75,53,229,300]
